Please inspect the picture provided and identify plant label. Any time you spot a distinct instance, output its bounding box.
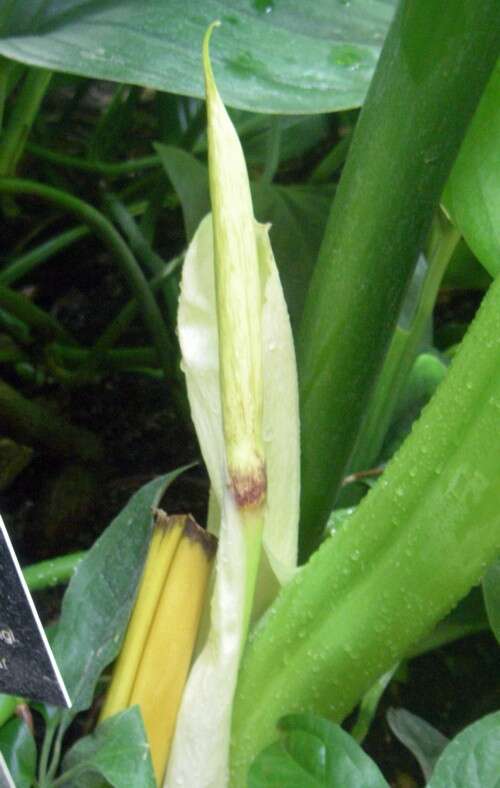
[0,513,70,708]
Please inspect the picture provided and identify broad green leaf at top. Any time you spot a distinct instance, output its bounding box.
[0,0,396,114]
[444,63,500,277]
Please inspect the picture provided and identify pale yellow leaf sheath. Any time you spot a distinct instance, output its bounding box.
[100,514,184,721]
[130,515,216,783]
[101,512,216,785]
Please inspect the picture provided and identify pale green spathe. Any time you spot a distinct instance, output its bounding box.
[165,27,299,786]
[204,23,266,507]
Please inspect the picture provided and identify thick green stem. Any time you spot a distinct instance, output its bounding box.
[297,0,500,559]
[0,178,175,380]
[231,272,500,784]
[0,67,51,175]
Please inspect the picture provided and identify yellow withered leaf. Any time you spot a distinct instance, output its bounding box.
[101,513,216,785]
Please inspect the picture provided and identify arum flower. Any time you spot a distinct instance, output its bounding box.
[165,23,300,788]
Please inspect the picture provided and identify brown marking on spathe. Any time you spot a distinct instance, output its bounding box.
[230,465,267,509]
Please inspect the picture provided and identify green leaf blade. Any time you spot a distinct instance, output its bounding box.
[51,469,186,717]
[482,558,500,644]
[62,707,155,788]
[428,712,500,788]
[444,64,500,278]
[249,714,388,787]
[387,708,449,782]
[0,718,36,788]
[0,0,396,114]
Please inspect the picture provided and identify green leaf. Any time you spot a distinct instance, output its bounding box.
[324,506,356,539]
[253,183,334,327]
[155,144,210,243]
[482,557,500,644]
[444,64,500,277]
[428,712,500,788]
[296,0,500,556]
[387,708,449,781]
[442,239,492,291]
[0,1,396,114]
[61,707,155,788]
[249,713,389,787]
[51,469,186,718]
[0,718,36,788]
[238,114,330,168]
[351,667,397,743]
[381,352,448,460]
[412,587,489,657]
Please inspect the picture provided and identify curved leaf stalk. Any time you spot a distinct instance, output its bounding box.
[26,142,160,176]
[298,0,500,558]
[0,226,89,286]
[231,271,500,784]
[0,178,175,381]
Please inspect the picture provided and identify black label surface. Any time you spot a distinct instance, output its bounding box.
[0,515,70,708]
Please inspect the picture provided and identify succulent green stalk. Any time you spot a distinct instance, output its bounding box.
[230,265,500,785]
